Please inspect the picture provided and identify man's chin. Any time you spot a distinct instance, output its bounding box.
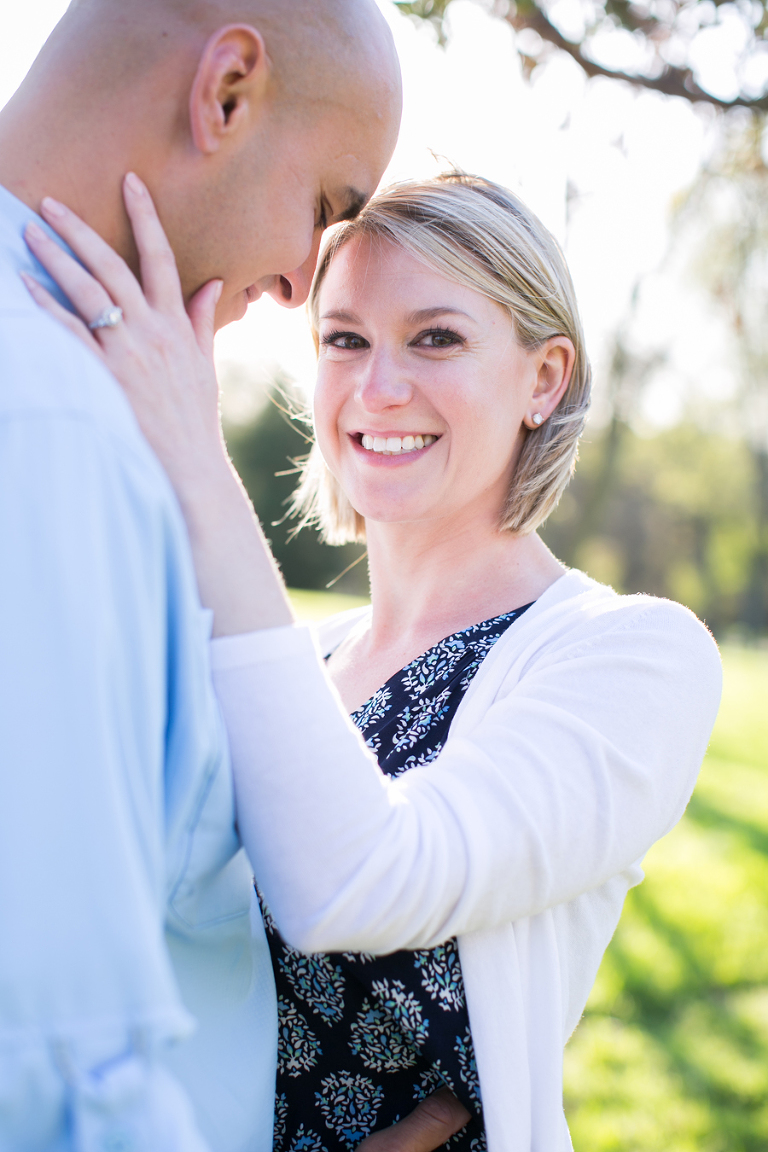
[215,290,251,331]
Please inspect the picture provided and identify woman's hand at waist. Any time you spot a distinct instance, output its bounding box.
[22,173,293,636]
[356,1089,471,1151]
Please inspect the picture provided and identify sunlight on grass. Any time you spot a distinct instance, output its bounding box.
[564,643,768,1151]
[287,587,370,623]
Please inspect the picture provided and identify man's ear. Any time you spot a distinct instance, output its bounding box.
[189,24,270,155]
[525,336,576,428]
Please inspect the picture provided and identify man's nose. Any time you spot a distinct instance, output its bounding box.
[266,231,323,309]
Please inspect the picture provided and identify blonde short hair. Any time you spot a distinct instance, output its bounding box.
[292,172,591,545]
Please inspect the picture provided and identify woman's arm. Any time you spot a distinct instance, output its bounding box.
[23,176,293,637]
[211,595,721,953]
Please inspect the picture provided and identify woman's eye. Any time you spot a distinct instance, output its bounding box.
[321,330,368,350]
[415,328,463,348]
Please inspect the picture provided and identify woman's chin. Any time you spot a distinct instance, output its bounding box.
[352,501,435,529]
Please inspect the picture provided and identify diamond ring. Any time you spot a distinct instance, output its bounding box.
[88,305,123,331]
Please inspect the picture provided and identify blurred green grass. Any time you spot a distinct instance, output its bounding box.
[288,590,768,1148]
[288,586,370,622]
[564,644,768,1151]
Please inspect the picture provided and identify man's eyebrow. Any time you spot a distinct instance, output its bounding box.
[335,188,367,222]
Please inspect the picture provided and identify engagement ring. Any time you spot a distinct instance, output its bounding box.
[88,305,123,331]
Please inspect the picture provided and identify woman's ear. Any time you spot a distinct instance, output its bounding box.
[523,336,576,430]
[189,24,270,155]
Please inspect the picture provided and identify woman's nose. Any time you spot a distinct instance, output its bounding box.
[356,350,413,411]
[267,231,323,309]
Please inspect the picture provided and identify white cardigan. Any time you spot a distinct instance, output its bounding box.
[210,570,722,1151]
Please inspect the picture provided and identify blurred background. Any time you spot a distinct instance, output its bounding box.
[4,1,768,1146]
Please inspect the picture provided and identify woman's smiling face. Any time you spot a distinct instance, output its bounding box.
[313,234,543,533]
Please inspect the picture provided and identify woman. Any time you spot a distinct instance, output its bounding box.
[24,172,722,1151]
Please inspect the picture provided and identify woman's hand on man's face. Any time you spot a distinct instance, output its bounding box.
[21,173,229,503]
[356,1088,472,1151]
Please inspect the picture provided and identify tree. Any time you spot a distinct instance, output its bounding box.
[224,383,368,594]
[542,420,756,633]
[673,115,768,629]
[399,0,768,112]
[551,282,666,562]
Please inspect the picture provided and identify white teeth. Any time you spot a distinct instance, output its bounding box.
[359,433,438,455]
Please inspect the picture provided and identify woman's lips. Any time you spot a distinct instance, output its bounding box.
[348,431,440,464]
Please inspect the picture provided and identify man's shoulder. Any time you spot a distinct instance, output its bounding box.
[0,278,160,478]
[0,289,121,415]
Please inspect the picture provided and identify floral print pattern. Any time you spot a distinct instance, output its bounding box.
[349,999,419,1073]
[455,1027,482,1105]
[279,944,347,1025]
[315,1072,385,1145]
[414,940,466,1012]
[278,998,322,1078]
[265,605,531,1151]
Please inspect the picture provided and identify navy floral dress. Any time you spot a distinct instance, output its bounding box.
[261,605,532,1152]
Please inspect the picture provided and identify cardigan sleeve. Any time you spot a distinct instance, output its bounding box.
[210,596,721,954]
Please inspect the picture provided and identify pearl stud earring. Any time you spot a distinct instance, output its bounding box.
[532,413,544,426]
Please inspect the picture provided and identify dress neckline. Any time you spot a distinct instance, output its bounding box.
[349,604,534,723]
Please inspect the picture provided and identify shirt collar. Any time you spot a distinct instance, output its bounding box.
[0,182,79,312]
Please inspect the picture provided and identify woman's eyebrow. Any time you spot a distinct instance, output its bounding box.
[320,309,360,323]
[406,306,473,323]
[319,306,474,324]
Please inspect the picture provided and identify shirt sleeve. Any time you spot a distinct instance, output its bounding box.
[0,410,210,1151]
[210,598,722,955]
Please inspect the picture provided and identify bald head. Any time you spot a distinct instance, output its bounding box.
[58,0,399,110]
[171,0,397,104]
[0,0,402,322]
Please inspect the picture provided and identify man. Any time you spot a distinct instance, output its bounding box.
[0,2,400,1148]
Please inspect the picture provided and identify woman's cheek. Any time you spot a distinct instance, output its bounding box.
[312,377,341,465]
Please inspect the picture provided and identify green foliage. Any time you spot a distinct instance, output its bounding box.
[394,0,452,44]
[564,644,768,1150]
[224,390,368,595]
[672,119,768,631]
[542,422,758,635]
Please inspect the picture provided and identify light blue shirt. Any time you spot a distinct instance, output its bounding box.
[0,185,276,1152]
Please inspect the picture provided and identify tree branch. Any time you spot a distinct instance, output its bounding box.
[508,6,768,110]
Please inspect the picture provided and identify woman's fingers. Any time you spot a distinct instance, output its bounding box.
[37,197,147,319]
[122,173,186,314]
[25,217,136,335]
[186,278,223,360]
[355,1089,471,1152]
[20,273,105,361]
